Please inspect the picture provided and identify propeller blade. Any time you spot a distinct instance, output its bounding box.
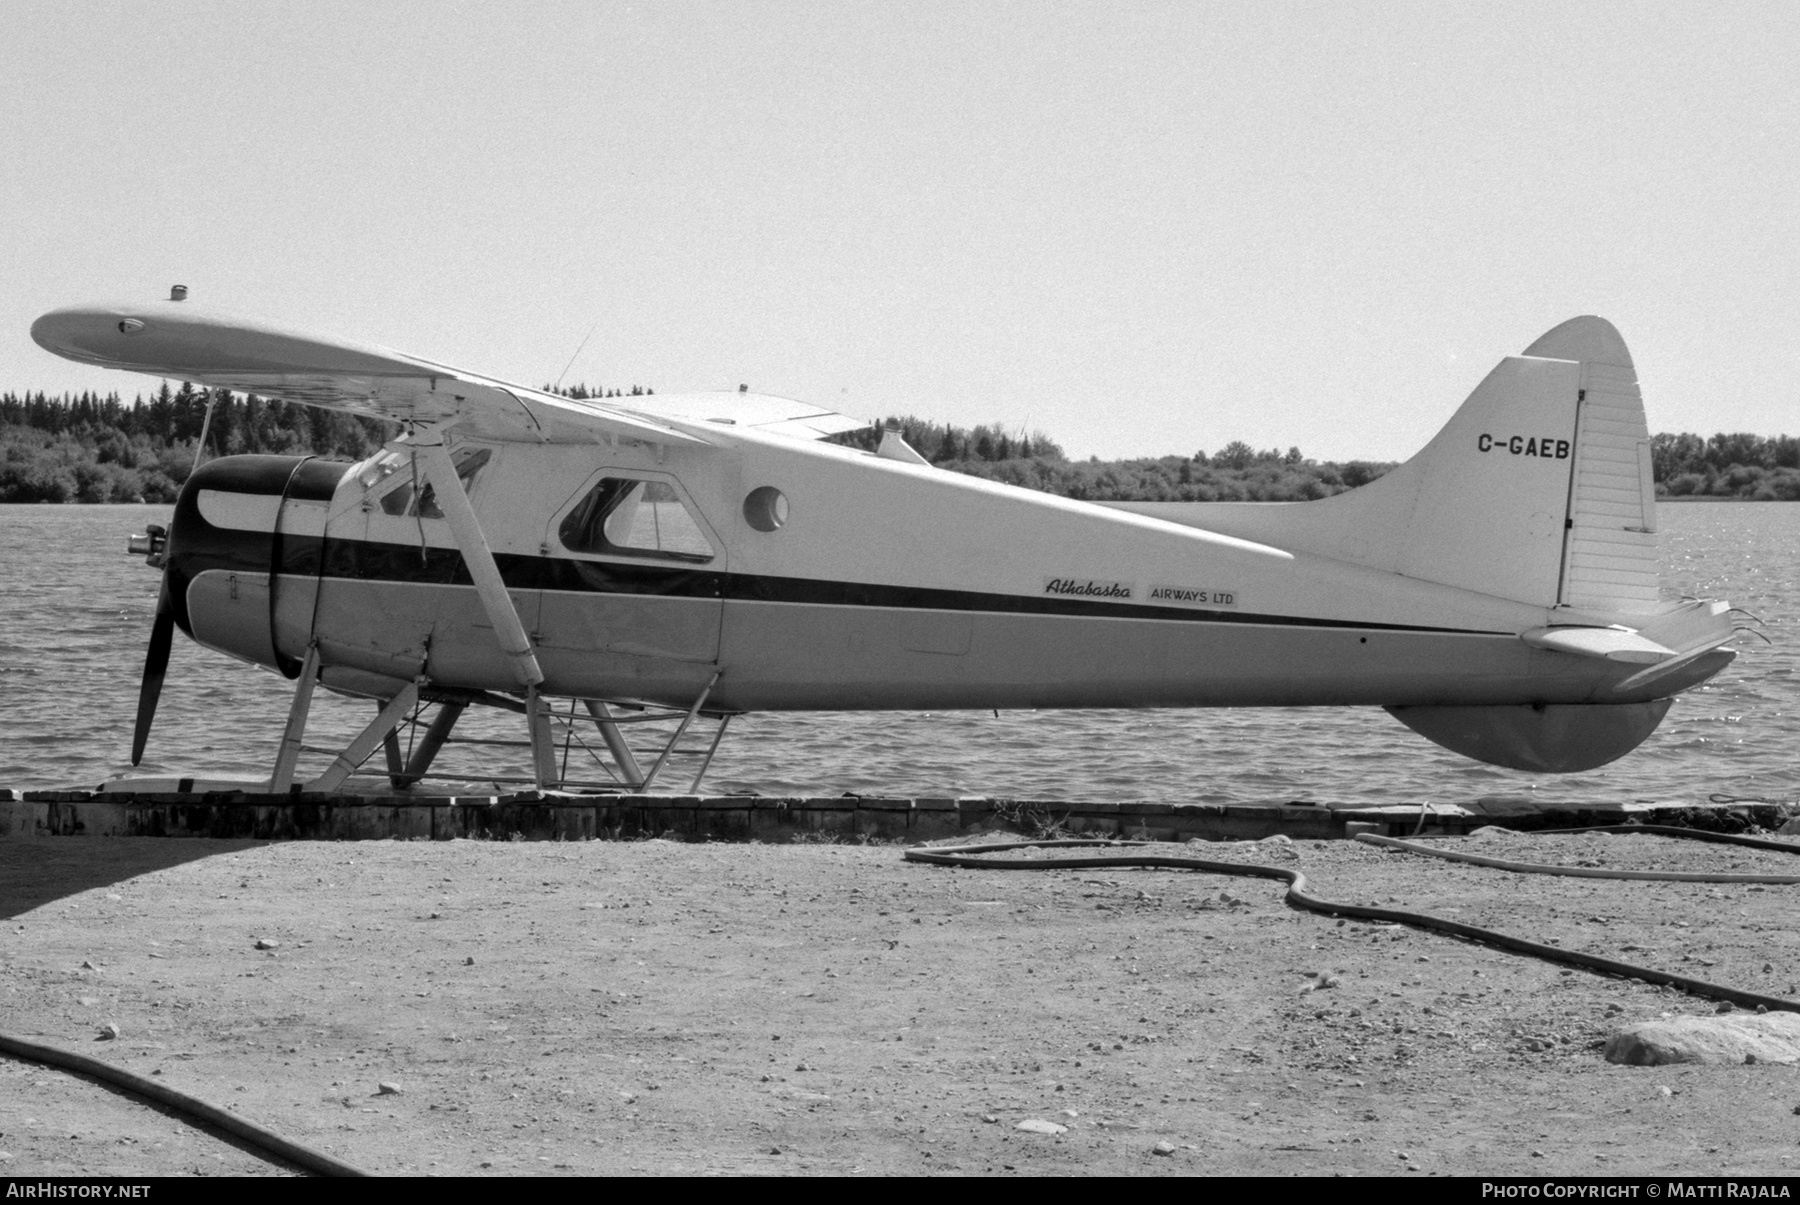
[132,583,175,766]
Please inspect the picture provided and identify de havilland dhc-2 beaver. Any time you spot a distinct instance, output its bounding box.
[30,291,1740,795]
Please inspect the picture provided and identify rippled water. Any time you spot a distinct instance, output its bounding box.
[1,502,1793,803]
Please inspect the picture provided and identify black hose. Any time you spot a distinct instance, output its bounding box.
[903,837,1800,1014]
[1357,832,1800,883]
[0,1031,370,1177]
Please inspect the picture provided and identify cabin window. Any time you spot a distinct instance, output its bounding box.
[743,486,788,532]
[374,447,492,518]
[558,477,715,563]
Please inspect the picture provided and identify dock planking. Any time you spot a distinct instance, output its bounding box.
[1,786,1790,843]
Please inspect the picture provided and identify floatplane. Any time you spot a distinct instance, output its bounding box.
[31,291,1738,796]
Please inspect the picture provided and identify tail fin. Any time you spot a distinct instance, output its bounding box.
[1115,316,1660,614]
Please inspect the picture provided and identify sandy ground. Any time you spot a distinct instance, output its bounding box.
[5,828,1800,1177]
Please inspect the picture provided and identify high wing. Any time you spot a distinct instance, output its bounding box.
[614,392,870,440]
[31,298,866,445]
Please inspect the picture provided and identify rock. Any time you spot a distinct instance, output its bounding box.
[1259,834,1293,845]
[254,938,278,950]
[1153,1140,1176,1156]
[376,1081,402,1095]
[464,956,475,966]
[982,1114,999,1124]
[1606,1013,1800,1066]
[96,1023,119,1041]
[1015,1119,1068,1135]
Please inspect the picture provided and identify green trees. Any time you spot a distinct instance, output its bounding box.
[0,388,393,502]
[1651,432,1800,500]
[3,390,1796,503]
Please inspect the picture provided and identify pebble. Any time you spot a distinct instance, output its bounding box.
[1015,1119,1067,1135]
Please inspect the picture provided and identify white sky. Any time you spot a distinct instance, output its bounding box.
[3,1,1795,461]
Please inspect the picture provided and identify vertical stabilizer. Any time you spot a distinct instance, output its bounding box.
[1112,316,1663,616]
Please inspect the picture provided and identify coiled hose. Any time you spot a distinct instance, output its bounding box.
[904,825,1800,1014]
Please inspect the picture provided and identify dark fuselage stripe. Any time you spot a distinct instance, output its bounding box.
[176,523,1512,637]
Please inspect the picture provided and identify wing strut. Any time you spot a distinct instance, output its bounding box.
[414,437,544,688]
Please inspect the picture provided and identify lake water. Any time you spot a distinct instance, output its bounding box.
[0,502,1794,804]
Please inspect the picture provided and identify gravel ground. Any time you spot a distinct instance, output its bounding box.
[4,828,1800,1177]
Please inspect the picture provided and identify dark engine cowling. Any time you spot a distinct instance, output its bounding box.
[160,454,348,665]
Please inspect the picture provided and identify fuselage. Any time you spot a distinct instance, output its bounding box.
[159,425,1709,716]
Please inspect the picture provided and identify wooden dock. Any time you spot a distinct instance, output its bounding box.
[2,785,1790,842]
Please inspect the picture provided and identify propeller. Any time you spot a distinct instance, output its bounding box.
[131,582,175,766]
[126,522,174,766]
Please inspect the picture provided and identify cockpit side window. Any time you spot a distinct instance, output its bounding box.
[372,447,492,519]
[414,447,492,519]
[558,477,715,563]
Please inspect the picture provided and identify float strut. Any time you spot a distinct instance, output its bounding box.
[307,682,422,794]
[526,685,559,791]
[397,701,465,787]
[584,699,645,789]
[269,643,320,793]
[381,708,406,789]
[637,673,720,794]
[687,713,732,794]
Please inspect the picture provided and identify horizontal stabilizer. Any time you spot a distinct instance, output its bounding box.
[1520,626,1674,664]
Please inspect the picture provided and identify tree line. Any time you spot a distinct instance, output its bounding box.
[1651,432,1800,501]
[4,389,1797,504]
